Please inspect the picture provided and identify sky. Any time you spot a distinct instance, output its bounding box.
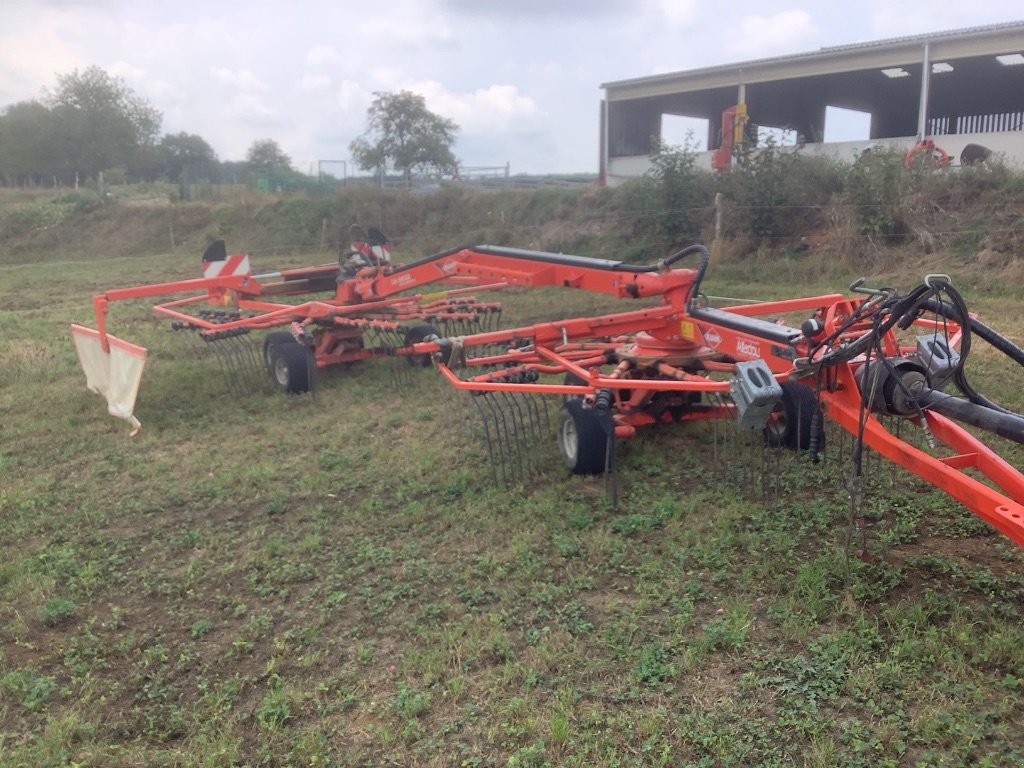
[1,0,1022,175]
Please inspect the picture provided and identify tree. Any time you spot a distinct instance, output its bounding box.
[160,132,218,183]
[0,101,62,185]
[350,91,458,181]
[246,139,292,172]
[45,66,162,183]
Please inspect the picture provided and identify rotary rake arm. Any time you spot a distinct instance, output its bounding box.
[340,243,709,305]
[71,239,710,431]
[414,256,1024,550]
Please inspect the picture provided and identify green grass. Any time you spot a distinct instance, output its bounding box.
[2,245,1024,766]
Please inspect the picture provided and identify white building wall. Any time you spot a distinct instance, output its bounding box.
[606,131,1024,186]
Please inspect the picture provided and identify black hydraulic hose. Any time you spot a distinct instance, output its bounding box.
[656,244,710,308]
[918,389,1024,445]
[660,243,709,271]
[971,315,1024,367]
[921,298,1024,369]
[912,289,1012,414]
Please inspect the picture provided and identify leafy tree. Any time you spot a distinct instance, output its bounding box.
[0,101,62,185]
[246,139,292,172]
[45,65,162,183]
[160,132,219,183]
[350,91,458,180]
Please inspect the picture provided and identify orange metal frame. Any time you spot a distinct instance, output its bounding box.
[82,243,1024,547]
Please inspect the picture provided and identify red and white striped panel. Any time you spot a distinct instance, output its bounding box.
[203,253,251,278]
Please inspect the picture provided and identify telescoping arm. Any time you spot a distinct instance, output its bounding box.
[350,244,710,306]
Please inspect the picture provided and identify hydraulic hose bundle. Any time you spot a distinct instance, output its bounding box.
[811,276,1024,444]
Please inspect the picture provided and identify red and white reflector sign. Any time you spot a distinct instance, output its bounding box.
[203,253,251,279]
[71,324,148,435]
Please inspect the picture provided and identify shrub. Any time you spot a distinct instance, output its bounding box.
[643,137,715,245]
[842,147,907,239]
[719,139,841,243]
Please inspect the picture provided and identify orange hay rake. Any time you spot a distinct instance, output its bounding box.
[73,235,1024,548]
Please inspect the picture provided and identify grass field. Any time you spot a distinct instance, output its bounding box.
[2,245,1024,767]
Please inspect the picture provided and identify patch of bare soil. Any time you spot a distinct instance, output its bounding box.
[888,533,1024,578]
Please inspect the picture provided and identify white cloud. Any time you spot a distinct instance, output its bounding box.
[659,0,698,29]
[223,92,277,121]
[0,10,81,104]
[335,80,369,111]
[357,14,457,47]
[305,44,343,67]
[867,0,1023,38]
[108,61,147,81]
[210,67,270,92]
[396,80,539,135]
[726,9,819,59]
[298,73,331,91]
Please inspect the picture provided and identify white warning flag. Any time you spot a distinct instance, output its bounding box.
[71,324,148,435]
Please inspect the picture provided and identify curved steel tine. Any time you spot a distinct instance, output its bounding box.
[472,394,503,486]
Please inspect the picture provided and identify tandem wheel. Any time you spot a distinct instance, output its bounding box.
[264,334,312,394]
[557,399,609,475]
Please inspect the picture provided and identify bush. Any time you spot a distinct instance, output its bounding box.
[719,139,841,243]
[642,137,715,245]
[842,147,907,239]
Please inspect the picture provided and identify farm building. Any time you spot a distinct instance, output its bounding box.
[600,21,1024,184]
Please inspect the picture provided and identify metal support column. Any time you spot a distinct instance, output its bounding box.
[917,43,931,138]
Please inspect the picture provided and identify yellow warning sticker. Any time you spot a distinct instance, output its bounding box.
[680,321,696,341]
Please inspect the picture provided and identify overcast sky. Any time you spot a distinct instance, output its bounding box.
[1,1,1021,175]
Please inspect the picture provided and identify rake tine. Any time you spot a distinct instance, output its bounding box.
[242,333,263,379]
[500,391,529,483]
[496,393,525,486]
[217,336,243,393]
[172,325,199,358]
[221,337,249,394]
[494,392,523,485]
[522,392,550,476]
[511,393,537,476]
[230,333,262,392]
[472,394,504,486]
[497,392,520,485]
[520,389,548,449]
[363,327,379,350]
[227,334,259,393]
[202,336,236,391]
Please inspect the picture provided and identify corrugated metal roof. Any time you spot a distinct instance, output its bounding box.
[601,20,1024,90]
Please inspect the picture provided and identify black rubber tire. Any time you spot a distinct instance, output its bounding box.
[764,381,819,450]
[557,399,608,475]
[267,339,311,394]
[403,324,439,367]
[263,331,296,371]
